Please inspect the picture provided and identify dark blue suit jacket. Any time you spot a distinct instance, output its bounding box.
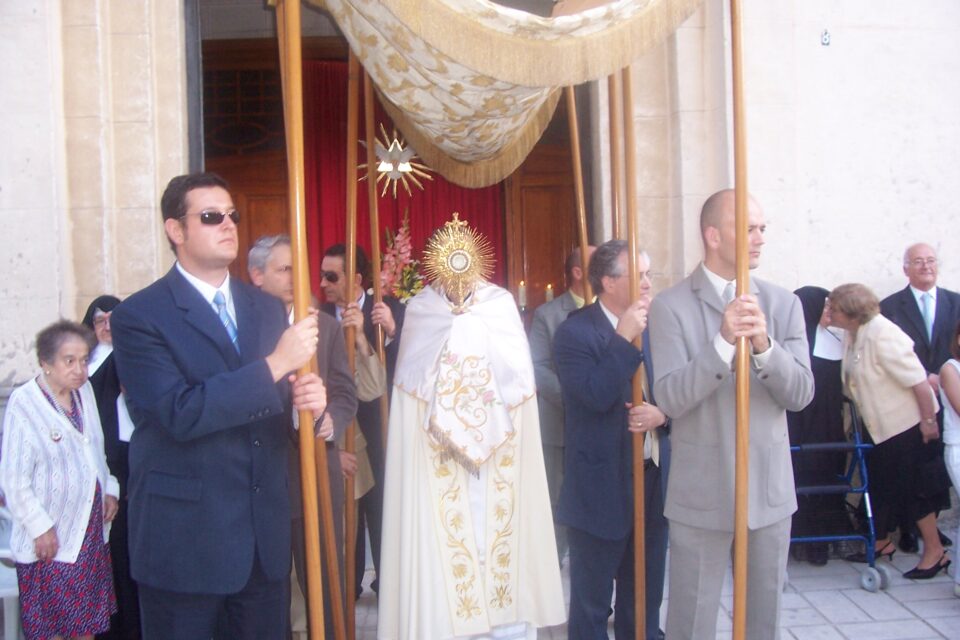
[111,267,293,594]
[880,285,960,375]
[554,302,670,541]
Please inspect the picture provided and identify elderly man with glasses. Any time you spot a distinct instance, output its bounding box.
[880,242,960,553]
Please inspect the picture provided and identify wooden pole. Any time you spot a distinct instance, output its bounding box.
[730,1,751,638]
[564,86,593,302]
[276,1,346,637]
[363,72,390,447]
[342,49,362,640]
[621,66,646,640]
[607,74,624,240]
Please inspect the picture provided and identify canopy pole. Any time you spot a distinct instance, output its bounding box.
[564,86,593,302]
[620,65,647,640]
[342,49,362,640]
[607,74,624,240]
[363,72,390,446]
[730,1,751,638]
[275,1,337,637]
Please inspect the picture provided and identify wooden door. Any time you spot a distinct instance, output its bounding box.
[206,150,289,281]
[505,144,579,316]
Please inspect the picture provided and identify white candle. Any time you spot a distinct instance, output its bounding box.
[518,280,527,307]
[545,283,554,302]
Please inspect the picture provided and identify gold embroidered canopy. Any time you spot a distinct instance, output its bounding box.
[295,0,702,187]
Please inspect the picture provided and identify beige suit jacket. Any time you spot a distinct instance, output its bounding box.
[649,265,814,531]
[842,314,932,444]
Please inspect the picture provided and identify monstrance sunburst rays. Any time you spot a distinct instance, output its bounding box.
[359,124,433,198]
[422,212,494,313]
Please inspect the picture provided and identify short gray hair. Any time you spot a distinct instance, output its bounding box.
[248,234,290,275]
[588,239,628,293]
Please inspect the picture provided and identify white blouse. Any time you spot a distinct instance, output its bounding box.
[0,379,119,563]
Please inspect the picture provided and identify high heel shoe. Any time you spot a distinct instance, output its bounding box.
[903,554,951,580]
[845,541,896,563]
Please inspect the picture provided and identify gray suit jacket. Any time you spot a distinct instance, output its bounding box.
[648,264,813,531]
[529,291,581,446]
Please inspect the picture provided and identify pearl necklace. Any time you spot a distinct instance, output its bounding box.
[37,376,83,438]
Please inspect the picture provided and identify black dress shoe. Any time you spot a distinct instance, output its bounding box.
[898,531,919,553]
[903,554,951,580]
[846,541,895,563]
[939,529,953,547]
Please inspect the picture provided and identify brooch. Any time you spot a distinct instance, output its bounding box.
[50,430,63,443]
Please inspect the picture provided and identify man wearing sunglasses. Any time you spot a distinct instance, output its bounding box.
[319,243,404,598]
[111,173,326,640]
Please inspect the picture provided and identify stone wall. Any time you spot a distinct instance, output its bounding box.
[592,0,960,298]
[0,0,188,407]
[2,0,959,412]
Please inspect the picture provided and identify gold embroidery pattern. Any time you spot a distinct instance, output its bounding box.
[487,431,516,610]
[435,350,500,439]
[431,440,482,621]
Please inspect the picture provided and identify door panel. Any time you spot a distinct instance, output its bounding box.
[506,144,580,317]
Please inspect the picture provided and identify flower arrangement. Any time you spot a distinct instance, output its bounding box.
[380,213,425,303]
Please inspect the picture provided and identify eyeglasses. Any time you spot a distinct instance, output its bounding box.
[320,270,340,283]
[906,258,938,268]
[180,209,241,226]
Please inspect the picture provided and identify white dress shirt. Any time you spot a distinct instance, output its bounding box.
[910,285,937,336]
[701,264,773,369]
[176,262,236,326]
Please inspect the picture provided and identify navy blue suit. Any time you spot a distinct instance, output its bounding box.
[880,285,960,376]
[112,267,293,637]
[554,303,670,640]
[880,285,960,516]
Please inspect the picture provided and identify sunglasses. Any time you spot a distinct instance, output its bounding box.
[180,209,241,225]
[320,270,340,283]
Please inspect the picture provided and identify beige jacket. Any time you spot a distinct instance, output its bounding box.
[842,314,934,443]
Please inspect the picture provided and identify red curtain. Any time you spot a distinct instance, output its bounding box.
[302,61,506,295]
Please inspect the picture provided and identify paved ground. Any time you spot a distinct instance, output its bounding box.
[3,501,957,639]
[353,551,958,640]
[355,498,960,639]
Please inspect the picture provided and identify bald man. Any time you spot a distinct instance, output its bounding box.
[880,243,959,551]
[648,190,813,639]
[881,243,960,394]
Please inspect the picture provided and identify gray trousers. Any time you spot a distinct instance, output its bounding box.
[542,442,567,562]
[666,516,790,640]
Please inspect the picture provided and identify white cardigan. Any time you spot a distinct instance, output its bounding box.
[0,379,119,563]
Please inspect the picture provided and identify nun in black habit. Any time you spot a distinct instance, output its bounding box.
[787,286,848,566]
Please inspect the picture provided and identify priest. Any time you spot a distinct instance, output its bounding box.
[378,214,565,639]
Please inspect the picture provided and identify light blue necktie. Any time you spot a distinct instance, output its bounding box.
[921,292,934,342]
[213,291,240,353]
[722,281,736,305]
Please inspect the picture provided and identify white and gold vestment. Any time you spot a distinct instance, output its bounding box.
[378,282,565,639]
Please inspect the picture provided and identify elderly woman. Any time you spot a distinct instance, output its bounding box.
[0,320,119,639]
[828,283,948,579]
